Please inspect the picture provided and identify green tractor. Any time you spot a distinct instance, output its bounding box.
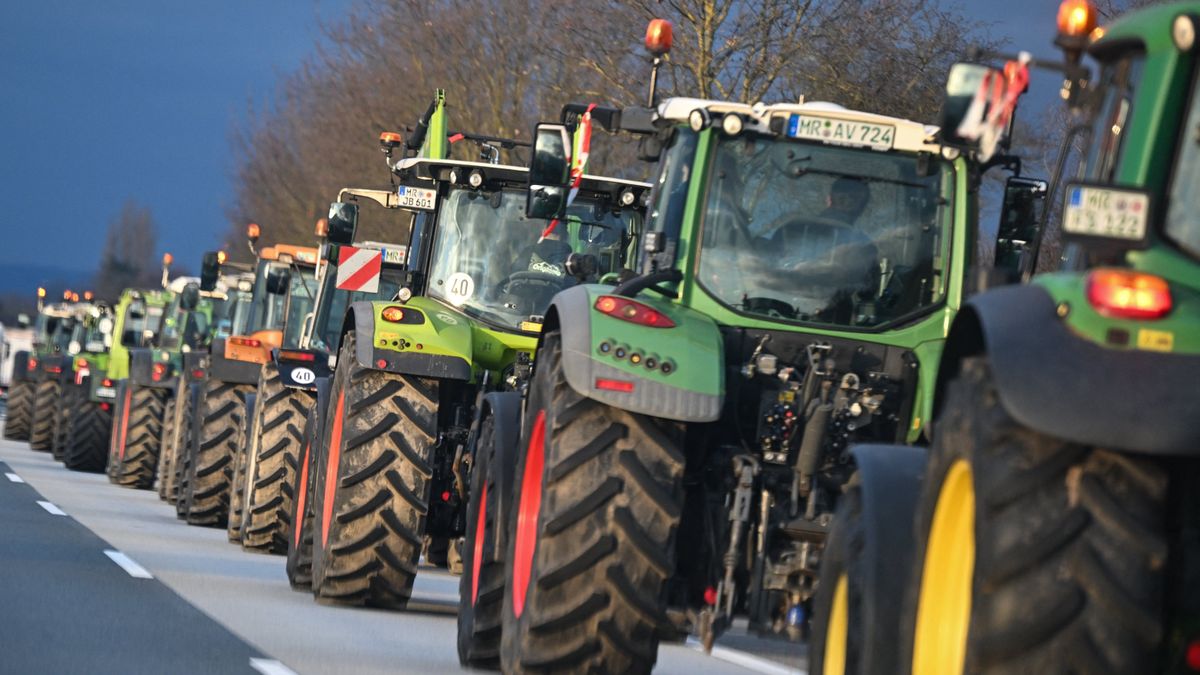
[107,254,226,488]
[49,299,117,469]
[455,22,1051,673]
[235,201,408,562]
[24,293,92,452]
[292,92,651,610]
[810,3,1200,675]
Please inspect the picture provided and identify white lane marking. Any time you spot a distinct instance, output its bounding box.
[5,472,24,483]
[37,500,66,515]
[104,550,154,579]
[685,637,806,675]
[249,658,299,675]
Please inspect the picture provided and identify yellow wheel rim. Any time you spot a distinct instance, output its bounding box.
[912,459,975,675]
[823,573,849,675]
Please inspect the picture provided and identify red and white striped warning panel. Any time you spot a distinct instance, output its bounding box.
[335,247,382,293]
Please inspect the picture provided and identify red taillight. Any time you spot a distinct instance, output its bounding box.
[593,295,675,328]
[152,363,167,376]
[100,402,110,411]
[102,378,112,387]
[46,366,62,374]
[1187,639,1200,671]
[279,350,316,362]
[375,358,387,369]
[441,490,452,502]
[1086,268,1172,320]
[191,369,205,379]
[27,358,37,371]
[230,336,262,348]
[595,377,635,393]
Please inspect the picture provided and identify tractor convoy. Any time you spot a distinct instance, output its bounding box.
[2,2,1197,673]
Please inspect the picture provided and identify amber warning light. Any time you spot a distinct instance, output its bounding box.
[1057,0,1097,37]
[645,19,673,56]
[246,223,261,241]
[162,253,173,266]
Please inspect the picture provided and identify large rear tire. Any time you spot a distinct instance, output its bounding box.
[905,357,1166,675]
[310,335,438,608]
[63,393,113,473]
[108,382,167,488]
[227,391,258,543]
[499,332,685,674]
[4,379,34,440]
[29,378,61,452]
[182,379,252,526]
[286,404,319,590]
[173,383,201,516]
[458,411,504,668]
[243,365,312,554]
[156,380,188,501]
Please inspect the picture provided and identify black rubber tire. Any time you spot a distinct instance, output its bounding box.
[182,379,253,526]
[227,390,257,544]
[108,383,167,488]
[156,390,178,500]
[458,411,504,668]
[310,335,438,608]
[903,357,1167,674]
[63,394,113,473]
[4,380,34,440]
[29,377,61,452]
[51,380,79,461]
[499,332,685,674]
[243,366,312,554]
[286,404,319,590]
[810,484,873,675]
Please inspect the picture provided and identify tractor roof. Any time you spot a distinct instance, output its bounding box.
[656,97,942,154]
[1091,1,1200,55]
[392,157,651,194]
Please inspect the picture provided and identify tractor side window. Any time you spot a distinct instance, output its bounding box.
[1082,52,1144,184]
[1166,65,1200,260]
[121,302,147,347]
[640,129,698,272]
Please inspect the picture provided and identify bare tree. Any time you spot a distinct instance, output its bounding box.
[93,199,160,300]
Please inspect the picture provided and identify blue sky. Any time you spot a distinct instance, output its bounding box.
[0,0,1076,280]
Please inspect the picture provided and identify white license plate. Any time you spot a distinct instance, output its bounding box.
[1063,185,1149,241]
[787,115,894,151]
[397,186,437,210]
[96,387,116,399]
[382,247,406,264]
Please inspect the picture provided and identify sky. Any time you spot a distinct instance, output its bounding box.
[0,0,1089,289]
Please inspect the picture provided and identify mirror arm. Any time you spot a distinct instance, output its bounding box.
[1022,119,1091,282]
[337,188,396,209]
[613,269,682,299]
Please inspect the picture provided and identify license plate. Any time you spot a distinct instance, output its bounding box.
[1063,185,1149,241]
[397,186,436,210]
[382,247,406,264]
[787,115,894,151]
[96,387,115,399]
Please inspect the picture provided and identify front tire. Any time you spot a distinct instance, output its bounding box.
[63,392,113,472]
[182,379,252,526]
[29,377,61,452]
[906,357,1166,675]
[243,365,312,553]
[4,380,34,440]
[286,404,319,590]
[310,335,438,608]
[458,411,505,669]
[500,331,685,674]
[108,382,167,488]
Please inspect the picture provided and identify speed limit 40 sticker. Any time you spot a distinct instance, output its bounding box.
[445,273,474,307]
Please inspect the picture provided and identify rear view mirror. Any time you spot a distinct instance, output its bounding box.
[527,123,573,220]
[939,63,1002,151]
[995,176,1048,277]
[200,251,221,292]
[266,268,292,295]
[180,283,201,311]
[327,202,358,245]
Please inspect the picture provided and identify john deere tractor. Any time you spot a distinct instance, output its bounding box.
[108,254,224,489]
[172,234,318,528]
[236,202,407,563]
[292,92,651,612]
[810,3,1200,675]
[453,21,1053,673]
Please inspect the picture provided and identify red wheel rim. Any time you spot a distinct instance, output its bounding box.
[321,390,346,547]
[294,439,311,548]
[511,410,546,619]
[470,480,488,604]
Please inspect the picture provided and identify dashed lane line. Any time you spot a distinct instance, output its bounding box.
[5,472,23,483]
[249,658,300,675]
[103,550,154,579]
[685,637,806,675]
[36,500,66,515]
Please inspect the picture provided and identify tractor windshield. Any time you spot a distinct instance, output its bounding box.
[224,290,255,337]
[696,134,949,328]
[427,187,636,331]
[282,267,318,349]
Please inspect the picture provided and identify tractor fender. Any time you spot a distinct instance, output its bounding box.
[10,350,30,383]
[541,285,723,423]
[347,300,473,381]
[846,444,928,655]
[937,284,1200,455]
[476,391,522,558]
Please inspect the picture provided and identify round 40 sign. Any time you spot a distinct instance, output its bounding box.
[291,367,316,385]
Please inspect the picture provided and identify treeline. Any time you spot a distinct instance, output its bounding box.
[225,0,998,251]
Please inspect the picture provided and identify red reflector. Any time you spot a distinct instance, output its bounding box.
[280,350,316,362]
[441,490,452,502]
[593,295,675,328]
[152,363,167,375]
[46,366,62,374]
[230,336,262,348]
[100,403,110,411]
[595,377,635,393]
[1086,268,1172,320]
[75,358,88,370]
[375,358,387,369]
[703,586,718,606]
[27,358,37,371]
[192,369,205,379]
[102,379,112,387]
[1188,639,1200,671]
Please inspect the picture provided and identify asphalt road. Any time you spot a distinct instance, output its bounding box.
[0,432,806,675]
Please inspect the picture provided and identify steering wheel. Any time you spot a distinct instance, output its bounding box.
[743,297,798,319]
[500,271,572,313]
